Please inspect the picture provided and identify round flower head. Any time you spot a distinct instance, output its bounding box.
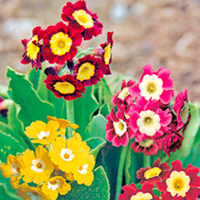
[137,158,170,185]
[43,21,82,65]
[0,155,25,189]
[129,64,174,105]
[157,160,200,200]
[42,176,71,200]
[22,146,54,184]
[73,55,104,86]
[128,97,172,142]
[24,120,60,145]
[21,26,44,70]
[61,0,103,40]
[17,183,49,200]
[111,79,136,112]
[173,90,190,131]
[119,182,160,200]
[106,108,134,147]
[44,74,86,101]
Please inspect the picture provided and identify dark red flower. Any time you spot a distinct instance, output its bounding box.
[73,55,104,86]
[137,158,170,184]
[0,97,8,118]
[44,74,85,101]
[61,0,103,40]
[21,26,44,70]
[42,21,82,65]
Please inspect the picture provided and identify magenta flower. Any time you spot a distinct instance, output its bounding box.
[128,97,172,142]
[129,64,174,105]
[173,90,190,131]
[106,109,134,147]
[0,97,8,118]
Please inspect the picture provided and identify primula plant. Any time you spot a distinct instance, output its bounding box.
[1,1,200,200]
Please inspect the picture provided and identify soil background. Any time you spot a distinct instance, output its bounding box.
[0,0,200,102]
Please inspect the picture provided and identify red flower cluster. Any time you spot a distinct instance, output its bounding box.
[106,64,190,156]
[119,159,200,200]
[21,0,114,101]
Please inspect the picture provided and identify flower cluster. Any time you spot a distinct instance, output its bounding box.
[106,64,190,156]
[119,159,200,200]
[0,96,8,118]
[21,0,114,101]
[0,116,95,200]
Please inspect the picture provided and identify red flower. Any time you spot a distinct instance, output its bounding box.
[42,21,82,65]
[173,90,190,131]
[73,55,104,86]
[106,109,134,147]
[119,182,160,200]
[61,0,103,40]
[0,97,8,118]
[156,160,200,200]
[44,74,85,101]
[137,158,170,184]
[21,26,44,70]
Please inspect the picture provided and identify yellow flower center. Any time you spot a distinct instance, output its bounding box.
[47,179,61,191]
[60,148,74,162]
[139,139,154,148]
[166,171,190,197]
[130,191,153,200]
[104,43,111,65]
[26,35,40,60]
[31,159,45,173]
[76,62,95,81]
[54,81,75,95]
[72,9,94,28]
[50,32,72,56]
[118,87,129,100]
[64,153,70,159]
[113,119,127,137]
[144,167,162,179]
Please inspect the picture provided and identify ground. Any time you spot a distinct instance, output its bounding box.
[0,0,200,102]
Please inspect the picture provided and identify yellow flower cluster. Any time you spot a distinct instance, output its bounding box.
[0,116,95,200]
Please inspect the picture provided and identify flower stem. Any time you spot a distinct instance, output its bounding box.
[66,100,74,138]
[115,145,129,200]
[143,154,151,167]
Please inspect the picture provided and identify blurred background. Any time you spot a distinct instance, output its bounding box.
[0,0,200,102]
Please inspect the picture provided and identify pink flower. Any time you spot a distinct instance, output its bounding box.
[106,109,134,147]
[128,97,172,142]
[129,64,174,105]
[61,0,103,40]
[157,160,200,200]
[173,90,190,131]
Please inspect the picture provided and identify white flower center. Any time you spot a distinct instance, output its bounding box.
[113,119,127,137]
[139,74,163,101]
[60,148,74,162]
[118,87,129,100]
[27,192,41,200]
[130,191,153,200]
[37,131,50,140]
[166,171,190,197]
[11,163,20,177]
[31,159,45,173]
[47,179,61,191]
[78,164,88,174]
[137,110,161,136]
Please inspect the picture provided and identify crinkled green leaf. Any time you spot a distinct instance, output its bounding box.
[6,67,55,128]
[59,166,110,200]
[85,137,106,158]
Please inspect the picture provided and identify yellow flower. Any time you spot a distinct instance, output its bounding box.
[22,146,54,184]
[0,155,25,189]
[47,116,79,136]
[25,120,60,145]
[42,176,71,200]
[17,183,49,200]
[73,153,95,186]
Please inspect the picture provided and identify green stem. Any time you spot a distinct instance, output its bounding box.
[66,100,74,138]
[115,145,129,200]
[143,154,151,167]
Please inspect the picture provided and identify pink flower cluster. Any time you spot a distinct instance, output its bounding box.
[119,159,200,200]
[106,64,190,156]
[21,0,114,101]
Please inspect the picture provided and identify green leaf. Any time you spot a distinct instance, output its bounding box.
[85,137,106,158]
[28,67,41,90]
[73,86,98,139]
[86,114,107,140]
[59,166,110,200]
[0,130,25,163]
[6,67,55,128]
